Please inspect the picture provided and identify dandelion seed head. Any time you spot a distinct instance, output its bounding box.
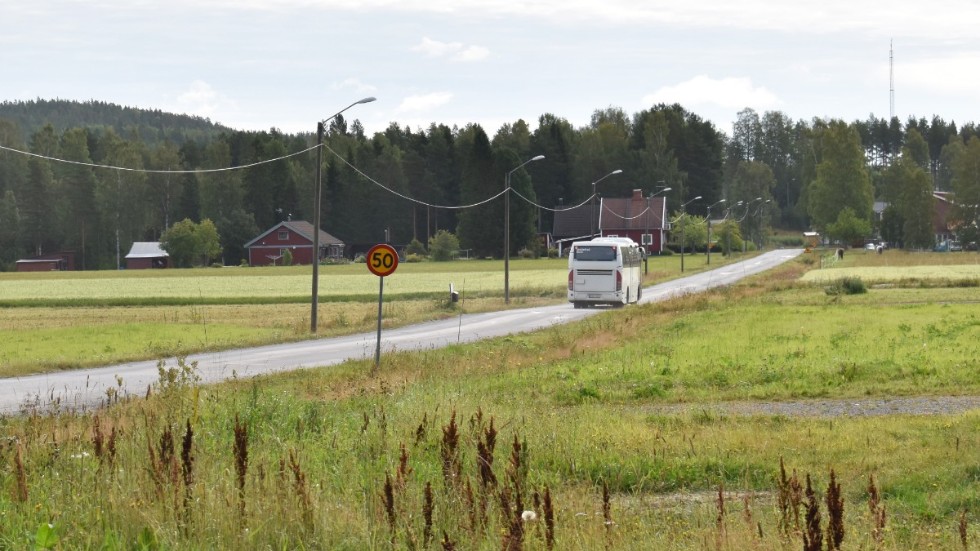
[522,510,537,522]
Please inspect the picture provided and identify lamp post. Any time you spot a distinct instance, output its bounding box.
[504,154,545,304]
[679,195,702,272]
[645,186,671,254]
[738,197,763,254]
[590,169,623,237]
[705,199,726,265]
[311,96,376,333]
[750,199,772,250]
[725,200,743,256]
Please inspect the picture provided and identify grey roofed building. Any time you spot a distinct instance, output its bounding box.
[125,242,168,259]
[125,242,169,269]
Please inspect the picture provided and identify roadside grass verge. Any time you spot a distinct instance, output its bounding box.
[0,257,977,549]
[0,296,557,377]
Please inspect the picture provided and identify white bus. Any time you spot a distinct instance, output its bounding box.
[567,237,643,308]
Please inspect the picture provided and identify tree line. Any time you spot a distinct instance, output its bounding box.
[1,101,980,270]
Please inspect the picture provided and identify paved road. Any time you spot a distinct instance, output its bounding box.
[0,249,803,414]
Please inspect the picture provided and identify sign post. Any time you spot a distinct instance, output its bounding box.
[366,243,399,369]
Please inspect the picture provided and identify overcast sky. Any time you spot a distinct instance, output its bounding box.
[4,1,979,137]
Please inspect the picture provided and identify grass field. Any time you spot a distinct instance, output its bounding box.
[0,254,717,377]
[801,248,980,284]
[0,260,569,303]
[0,251,978,549]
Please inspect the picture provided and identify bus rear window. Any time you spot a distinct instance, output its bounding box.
[573,246,617,261]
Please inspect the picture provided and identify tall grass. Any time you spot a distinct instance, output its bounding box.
[1,268,977,549]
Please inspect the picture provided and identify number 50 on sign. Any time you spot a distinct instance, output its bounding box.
[366,244,398,277]
[366,243,398,370]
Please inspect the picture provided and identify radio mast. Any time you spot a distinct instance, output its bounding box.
[889,40,895,120]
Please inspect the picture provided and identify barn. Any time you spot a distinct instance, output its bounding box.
[244,220,345,266]
[15,251,76,272]
[125,242,170,269]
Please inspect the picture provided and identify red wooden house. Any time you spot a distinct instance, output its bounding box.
[598,189,669,254]
[15,251,76,272]
[552,189,669,255]
[244,220,345,266]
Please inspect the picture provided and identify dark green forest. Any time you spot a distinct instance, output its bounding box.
[1,99,979,270]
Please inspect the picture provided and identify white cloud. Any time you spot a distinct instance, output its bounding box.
[175,80,238,119]
[412,37,489,62]
[396,92,454,113]
[642,76,780,111]
[158,0,980,41]
[332,77,378,95]
[896,52,980,96]
[455,45,489,62]
[413,37,462,57]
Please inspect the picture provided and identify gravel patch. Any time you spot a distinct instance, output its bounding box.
[648,395,980,418]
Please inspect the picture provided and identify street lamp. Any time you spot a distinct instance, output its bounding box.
[750,199,772,250]
[679,195,702,272]
[724,200,743,256]
[737,197,764,253]
[504,154,545,304]
[705,199,726,265]
[646,186,671,255]
[590,169,624,237]
[311,96,376,333]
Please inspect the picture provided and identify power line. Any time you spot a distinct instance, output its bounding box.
[322,142,508,210]
[0,143,318,174]
[2,139,605,215]
[509,187,593,212]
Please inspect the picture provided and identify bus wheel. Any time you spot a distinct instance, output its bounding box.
[637,286,642,301]
[573,302,583,309]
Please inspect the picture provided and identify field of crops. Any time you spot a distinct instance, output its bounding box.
[0,260,569,302]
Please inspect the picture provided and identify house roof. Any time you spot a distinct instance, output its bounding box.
[243,220,344,248]
[125,242,168,259]
[552,202,595,239]
[600,194,666,232]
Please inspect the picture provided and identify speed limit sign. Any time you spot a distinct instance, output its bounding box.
[366,243,399,277]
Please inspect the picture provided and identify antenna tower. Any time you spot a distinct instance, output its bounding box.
[889,40,895,120]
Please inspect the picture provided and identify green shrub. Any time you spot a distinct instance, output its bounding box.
[404,253,426,263]
[825,277,867,296]
[518,247,536,259]
[405,238,427,256]
[354,254,366,264]
[547,247,559,258]
[428,230,460,262]
[771,235,805,247]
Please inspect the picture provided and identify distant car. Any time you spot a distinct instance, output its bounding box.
[865,243,876,250]
[934,240,962,252]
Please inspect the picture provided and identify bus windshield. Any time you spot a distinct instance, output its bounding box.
[573,246,617,261]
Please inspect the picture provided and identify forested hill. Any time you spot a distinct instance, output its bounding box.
[0,99,233,145]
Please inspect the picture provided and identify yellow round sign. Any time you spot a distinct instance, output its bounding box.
[366,244,399,277]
